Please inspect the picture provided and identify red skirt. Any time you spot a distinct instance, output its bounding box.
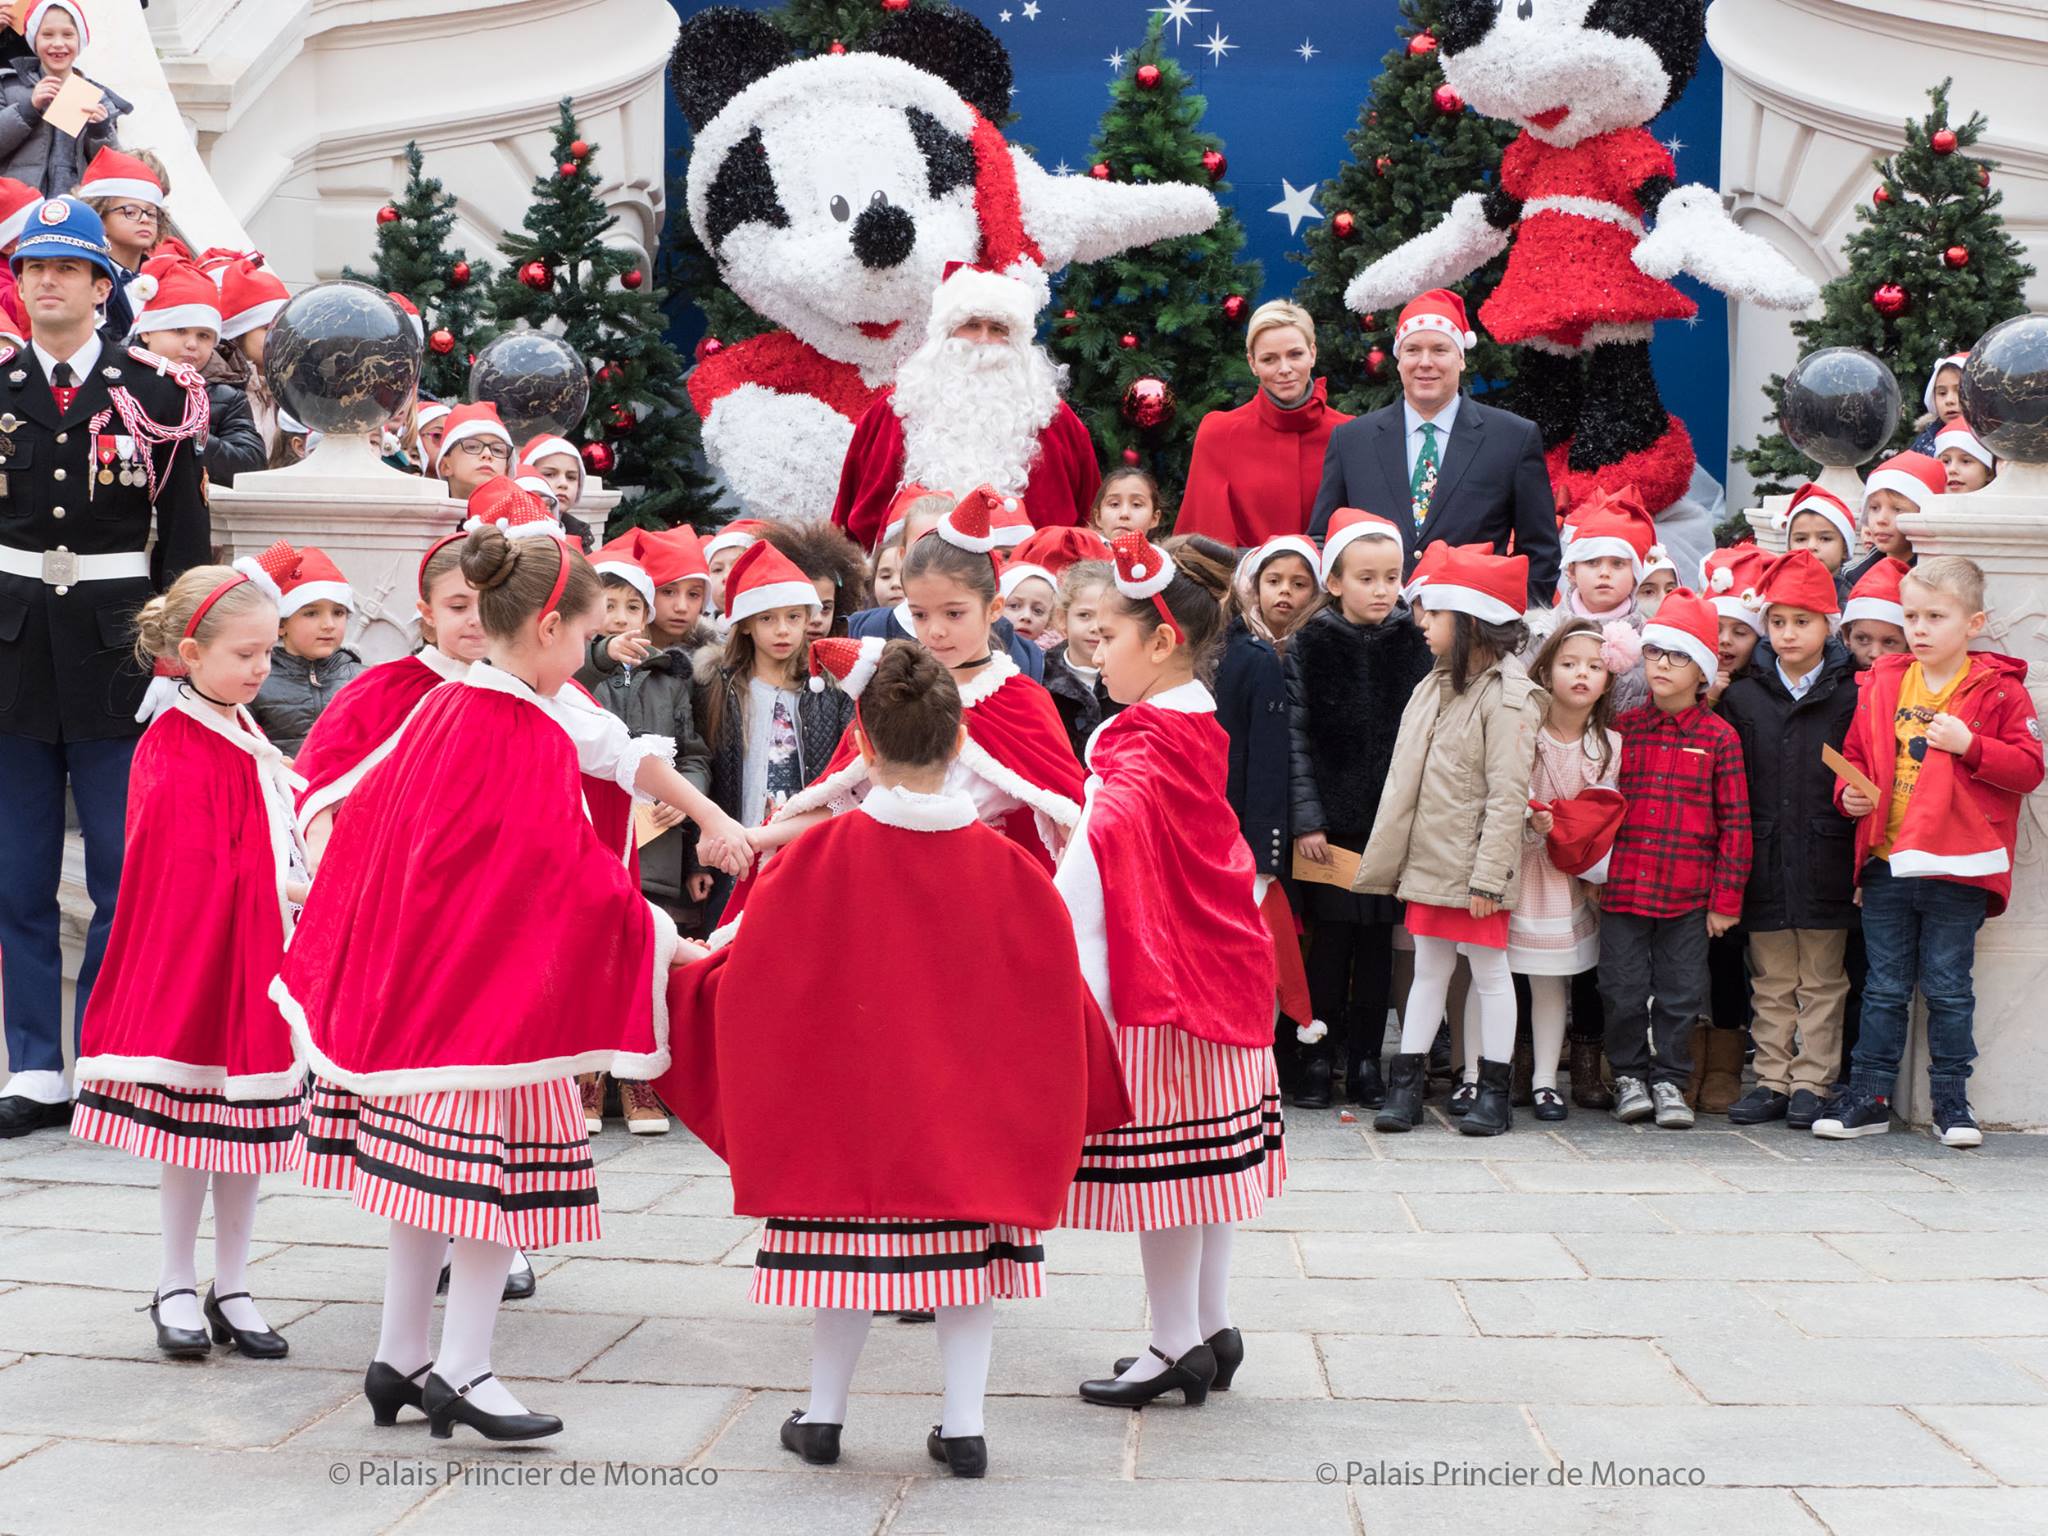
[1405,899,1511,950]
[72,1079,302,1174]
[750,1217,1046,1311]
[294,1076,600,1249]
[1062,1023,1285,1233]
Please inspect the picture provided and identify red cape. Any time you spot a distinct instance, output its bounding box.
[1066,694,1275,1048]
[293,653,449,836]
[76,699,301,1097]
[658,786,1130,1228]
[830,394,1100,550]
[274,668,674,1093]
[1177,381,1353,546]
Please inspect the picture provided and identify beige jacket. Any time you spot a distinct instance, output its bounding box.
[1354,654,1547,910]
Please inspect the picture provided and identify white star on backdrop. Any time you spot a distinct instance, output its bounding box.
[1665,137,1686,158]
[1105,48,1125,73]
[1021,0,1040,17]
[997,7,1010,19]
[1268,179,1323,235]
[1151,1,1209,44]
[1053,160,1073,176]
[1199,25,1235,64]
[1297,38,1318,62]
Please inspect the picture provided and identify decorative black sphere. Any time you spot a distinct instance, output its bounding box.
[469,331,590,441]
[1961,315,2048,464]
[1778,348,1900,468]
[264,281,420,435]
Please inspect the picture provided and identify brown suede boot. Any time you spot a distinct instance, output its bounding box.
[1568,1039,1614,1110]
[1699,1028,1746,1116]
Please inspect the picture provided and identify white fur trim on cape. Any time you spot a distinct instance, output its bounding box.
[705,914,742,952]
[954,732,1080,833]
[167,689,307,950]
[281,580,354,615]
[1344,191,1507,314]
[1630,185,1819,311]
[859,781,978,833]
[1148,679,1217,714]
[1051,792,1113,1024]
[772,753,872,824]
[1641,621,1719,682]
[71,1055,306,1100]
[1007,147,1218,269]
[955,648,1018,707]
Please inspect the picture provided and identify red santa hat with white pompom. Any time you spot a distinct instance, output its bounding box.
[1699,544,1767,637]
[1319,508,1403,584]
[722,537,821,624]
[460,476,562,540]
[1774,483,1857,552]
[1843,556,1910,631]
[1410,543,1527,622]
[1394,288,1476,354]
[1543,786,1626,885]
[808,634,886,696]
[233,539,355,616]
[1640,589,1721,680]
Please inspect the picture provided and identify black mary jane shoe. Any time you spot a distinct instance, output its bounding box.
[1532,1087,1569,1123]
[139,1287,210,1359]
[422,1371,562,1442]
[1115,1325,1243,1390]
[1446,1081,1478,1117]
[927,1425,988,1478]
[365,1359,434,1426]
[436,1258,538,1302]
[1079,1343,1216,1408]
[779,1409,842,1465]
[204,1286,289,1359]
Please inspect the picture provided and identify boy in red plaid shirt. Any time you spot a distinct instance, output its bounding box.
[1600,590,1753,1129]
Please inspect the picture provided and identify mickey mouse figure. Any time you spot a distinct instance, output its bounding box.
[1345,0,1817,519]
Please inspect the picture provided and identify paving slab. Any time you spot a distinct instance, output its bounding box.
[1529,1404,1989,1487]
[1322,1334,1693,1405]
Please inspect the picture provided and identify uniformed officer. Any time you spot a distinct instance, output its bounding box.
[0,196,209,1136]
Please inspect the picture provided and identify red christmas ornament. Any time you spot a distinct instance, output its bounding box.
[1375,156,1393,177]
[1089,162,1111,181]
[1135,63,1162,90]
[519,260,551,290]
[1120,376,1177,432]
[1872,282,1910,318]
[451,260,471,285]
[428,328,454,355]
[828,39,845,54]
[1333,210,1357,239]
[693,336,723,363]
[1119,332,1139,350]
[622,268,644,290]
[1932,128,1958,155]
[1366,347,1387,377]
[581,441,615,476]
[1221,293,1247,322]
[1873,185,1892,206]
[375,205,399,226]
[1407,31,1438,56]
[881,0,911,10]
[1979,165,1992,188]
[1121,447,1141,466]
[570,139,590,159]
[1945,245,1971,269]
[1360,313,1378,330]
[562,162,584,179]
[597,363,625,385]
[608,403,637,434]
[1201,148,1226,181]
[1367,111,1379,126]
[1433,84,1464,114]
[466,353,476,367]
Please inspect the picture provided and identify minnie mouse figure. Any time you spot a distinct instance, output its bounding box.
[1345,0,1816,520]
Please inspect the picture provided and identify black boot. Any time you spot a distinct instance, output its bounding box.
[1348,1046,1385,1108]
[1425,1019,1453,1083]
[1460,1057,1513,1137]
[1294,1045,1332,1109]
[1373,1053,1426,1133]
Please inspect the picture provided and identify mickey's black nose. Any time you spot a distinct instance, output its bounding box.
[852,201,916,270]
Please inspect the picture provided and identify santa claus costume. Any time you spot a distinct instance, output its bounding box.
[275,526,682,1443]
[1060,535,1284,1410]
[659,639,1127,1475]
[832,262,1098,549]
[72,568,305,1362]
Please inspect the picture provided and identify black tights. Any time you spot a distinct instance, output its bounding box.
[1306,919,1394,1067]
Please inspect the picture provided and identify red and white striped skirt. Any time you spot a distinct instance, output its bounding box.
[749,1217,1046,1311]
[1062,1024,1286,1233]
[71,1080,302,1174]
[293,1075,600,1249]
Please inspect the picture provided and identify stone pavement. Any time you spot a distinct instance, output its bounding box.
[0,1109,2045,1536]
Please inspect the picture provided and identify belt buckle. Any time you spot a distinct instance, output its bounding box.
[40,548,77,586]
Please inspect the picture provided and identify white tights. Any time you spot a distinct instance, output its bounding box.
[155,1166,268,1333]
[1118,1221,1236,1384]
[1399,936,1516,1066]
[375,1223,530,1417]
[801,1301,996,1437]
[1528,974,1570,1093]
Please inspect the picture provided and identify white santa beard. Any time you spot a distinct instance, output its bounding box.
[893,337,1062,499]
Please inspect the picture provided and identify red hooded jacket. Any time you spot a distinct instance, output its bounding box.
[1836,650,2044,917]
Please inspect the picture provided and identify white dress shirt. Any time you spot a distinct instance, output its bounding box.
[32,331,104,388]
[1403,394,1461,485]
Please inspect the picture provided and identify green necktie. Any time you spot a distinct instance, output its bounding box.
[1410,421,1440,529]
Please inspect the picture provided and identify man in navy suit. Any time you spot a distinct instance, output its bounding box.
[1309,289,1558,606]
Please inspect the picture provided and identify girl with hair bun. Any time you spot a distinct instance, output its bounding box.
[276,520,743,1445]
[71,565,303,1361]
[1059,534,1286,1411]
[660,639,1128,1479]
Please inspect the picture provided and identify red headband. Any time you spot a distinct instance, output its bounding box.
[541,534,572,620]
[185,573,251,638]
[1150,593,1185,645]
[418,530,466,594]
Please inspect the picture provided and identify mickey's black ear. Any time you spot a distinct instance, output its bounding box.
[867,7,1012,123]
[671,6,794,132]
[1585,0,1708,108]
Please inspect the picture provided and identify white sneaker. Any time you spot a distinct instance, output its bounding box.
[1612,1076,1653,1123]
[1651,1081,1694,1129]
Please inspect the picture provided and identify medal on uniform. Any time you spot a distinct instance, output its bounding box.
[95,435,117,487]
[116,435,137,487]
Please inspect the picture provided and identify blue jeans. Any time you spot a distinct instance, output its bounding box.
[0,732,133,1077]
[1850,859,1988,1095]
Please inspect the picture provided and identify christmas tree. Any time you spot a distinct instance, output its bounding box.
[1045,14,1262,514]
[1289,0,1520,415]
[489,101,722,533]
[1734,80,2034,495]
[343,142,493,401]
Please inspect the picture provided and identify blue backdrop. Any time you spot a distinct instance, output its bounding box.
[663,0,1729,473]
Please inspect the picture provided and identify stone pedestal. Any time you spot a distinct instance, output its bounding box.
[1742,465,1866,554]
[1893,476,2048,1131]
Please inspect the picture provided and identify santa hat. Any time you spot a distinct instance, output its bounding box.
[1640,589,1720,679]
[1321,508,1402,584]
[1009,524,1111,577]
[1923,351,1970,413]
[415,400,453,436]
[1843,556,1910,631]
[195,244,260,279]
[514,473,560,511]
[723,537,821,624]
[590,532,655,610]
[77,147,163,208]
[1755,547,1841,618]
[1412,544,1527,623]
[1640,544,1677,583]
[880,482,942,548]
[1561,490,1657,580]
[1699,544,1768,636]
[1246,534,1321,586]
[22,1,87,47]
[1775,483,1857,552]
[1395,288,1476,354]
[927,259,1051,345]
[0,177,40,249]
[461,475,561,540]
[998,559,1057,601]
[988,490,1033,548]
[938,485,1005,555]
[125,255,221,340]
[809,634,885,697]
[386,292,425,342]
[643,526,710,591]
[216,257,289,340]
[1934,420,1995,472]
[703,519,766,564]
[1401,538,1452,603]
[438,402,514,457]
[518,434,584,491]
[1109,531,1180,640]
[1543,786,1626,885]
[233,539,354,616]
[1865,451,1947,512]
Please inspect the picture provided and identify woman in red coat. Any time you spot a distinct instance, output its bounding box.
[1177,301,1352,546]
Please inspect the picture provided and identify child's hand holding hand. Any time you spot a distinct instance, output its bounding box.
[687,872,714,902]
[1529,810,1554,837]
[1295,832,1331,865]
[669,939,711,968]
[608,634,654,666]
[697,817,753,877]
[1842,786,1876,818]
[1707,911,1738,938]
[1468,893,1501,920]
[1926,713,1974,756]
